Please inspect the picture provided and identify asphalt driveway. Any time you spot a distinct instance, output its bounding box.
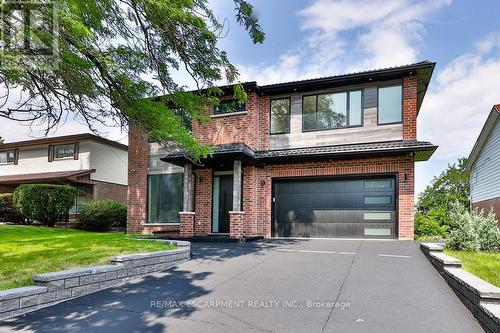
[0,239,484,333]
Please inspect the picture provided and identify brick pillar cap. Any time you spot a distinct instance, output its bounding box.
[229,211,245,214]
[179,212,196,215]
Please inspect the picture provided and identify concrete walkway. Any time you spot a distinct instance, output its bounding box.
[0,239,484,332]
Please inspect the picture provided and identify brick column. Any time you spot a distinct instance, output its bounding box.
[403,75,417,140]
[229,211,245,239]
[126,124,149,233]
[179,212,195,238]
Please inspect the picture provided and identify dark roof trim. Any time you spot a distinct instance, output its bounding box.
[465,105,500,171]
[0,133,128,151]
[0,169,96,185]
[161,140,437,166]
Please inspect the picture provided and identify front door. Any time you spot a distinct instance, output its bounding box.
[212,175,233,233]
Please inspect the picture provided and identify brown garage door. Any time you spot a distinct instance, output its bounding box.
[273,176,397,239]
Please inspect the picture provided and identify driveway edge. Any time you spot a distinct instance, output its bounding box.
[420,242,500,333]
[0,240,190,321]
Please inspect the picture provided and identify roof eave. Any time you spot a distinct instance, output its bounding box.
[465,106,500,171]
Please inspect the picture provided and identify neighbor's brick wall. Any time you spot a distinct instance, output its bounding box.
[0,185,17,194]
[403,75,417,140]
[472,197,500,226]
[93,181,127,203]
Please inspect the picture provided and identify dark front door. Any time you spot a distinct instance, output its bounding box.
[273,176,397,239]
[214,175,233,233]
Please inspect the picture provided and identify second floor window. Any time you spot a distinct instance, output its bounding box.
[214,99,246,115]
[54,144,74,159]
[378,85,402,124]
[303,90,362,131]
[270,98,291,134]
[0,151,16,165]
[173,108,192,131]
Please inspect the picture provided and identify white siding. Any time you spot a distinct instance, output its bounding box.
[88,141,128,185]
[148,143,183,175]
[0,142,90,175]
[471,119,500,202]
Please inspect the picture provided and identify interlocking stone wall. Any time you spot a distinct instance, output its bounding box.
[420,243,500,333]
[0,240,190,321]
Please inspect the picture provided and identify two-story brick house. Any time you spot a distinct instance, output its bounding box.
[0,133,128,218]
[127,61,438,239]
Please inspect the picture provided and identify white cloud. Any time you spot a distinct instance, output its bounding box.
[237,0,451,85]
[415,34,500,194]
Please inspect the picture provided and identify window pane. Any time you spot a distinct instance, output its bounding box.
[303,95,317,130]
[349,91,362,126]
[378,85,402,124]
[317,93,346,129]
[364,196,392,204]
[214,100,246,114]
[0,153,6,164]
[55,145,73,158]
[148,173,183,223]
[364,228,391,236]
[364,179,393,189]
[270,98,290,134]
[364,212,391,220]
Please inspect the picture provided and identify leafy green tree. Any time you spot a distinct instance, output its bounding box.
[0,0,264,160]
[415,157,470,235]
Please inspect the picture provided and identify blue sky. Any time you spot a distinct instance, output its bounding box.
[2,0,500,196]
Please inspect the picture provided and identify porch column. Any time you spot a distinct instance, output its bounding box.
[230,159,245,239]
[180,163,195,238]
[232,159,242,211]
[183,163,193,211]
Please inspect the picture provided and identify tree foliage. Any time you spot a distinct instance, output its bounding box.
[0,0,264,160]
[416,157,470,230]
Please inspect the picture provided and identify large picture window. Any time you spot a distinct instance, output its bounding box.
[302,90,362,131]
[270,98,291,134]
[148,173,183,223]
[378,85,402,124]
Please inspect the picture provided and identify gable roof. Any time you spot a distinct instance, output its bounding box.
[465,105,500,171]
[0,133,128,151]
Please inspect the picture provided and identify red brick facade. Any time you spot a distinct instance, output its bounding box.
[472,197,500,227]
[127,73,423,240]
[93,181,127,204]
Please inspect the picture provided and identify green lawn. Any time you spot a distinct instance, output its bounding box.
[445,249,500,287]
[0,225,175,290]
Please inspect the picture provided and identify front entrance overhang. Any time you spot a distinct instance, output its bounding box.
[160,140,438,167]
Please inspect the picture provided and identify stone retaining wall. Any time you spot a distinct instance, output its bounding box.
[0,240,190,321]
[420,243,500,333]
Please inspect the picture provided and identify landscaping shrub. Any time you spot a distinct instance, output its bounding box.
[13,184,76,227]
[0,193,24,223]
[77,200,127,231]
[446,202,500,251]
[476,209,500,251]
[414,211,448,239]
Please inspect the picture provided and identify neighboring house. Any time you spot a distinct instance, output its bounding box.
[128,61,438,239]
[0,133,128,218]
[466,105,500,223]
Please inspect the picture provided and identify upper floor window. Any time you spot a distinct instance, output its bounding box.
[270,98,291,134]
[214,99,246,115]
[303,90,362,131]
[173,108,192,131]
[378,85,402,124]
[0,150,16,165]
[54,144,75,159]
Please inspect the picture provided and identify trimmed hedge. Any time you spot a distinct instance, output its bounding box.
[13,184,77,227]
[0,193,24,223]
[77,200,127,231]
